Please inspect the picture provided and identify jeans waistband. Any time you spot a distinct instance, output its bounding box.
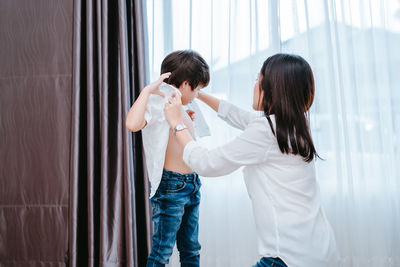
[162,169,198,181]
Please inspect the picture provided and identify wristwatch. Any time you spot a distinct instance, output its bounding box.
[173,123,187,135]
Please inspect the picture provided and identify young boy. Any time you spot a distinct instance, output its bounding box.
[125,50,210,267]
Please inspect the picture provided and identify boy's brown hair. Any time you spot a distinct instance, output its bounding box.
[161,50,210,90]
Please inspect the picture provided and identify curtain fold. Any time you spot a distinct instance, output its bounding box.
[129,0,153,263]
[70,0,150,266]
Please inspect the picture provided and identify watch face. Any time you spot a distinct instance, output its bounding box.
[173,124,187,135]
[176,124,186,130]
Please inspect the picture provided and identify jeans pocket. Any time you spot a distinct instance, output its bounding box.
[159,179,186,193]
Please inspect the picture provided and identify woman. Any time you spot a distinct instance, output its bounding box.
[163,54,339,267]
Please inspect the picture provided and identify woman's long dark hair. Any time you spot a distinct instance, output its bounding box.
[260,53,319,162]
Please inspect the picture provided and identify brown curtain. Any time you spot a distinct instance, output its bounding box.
[128,0,153,264]
[0,1,73,266]
[70,0,150,266]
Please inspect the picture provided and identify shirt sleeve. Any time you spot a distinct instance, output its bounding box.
[183,118,274,177]
[217,100,259,131]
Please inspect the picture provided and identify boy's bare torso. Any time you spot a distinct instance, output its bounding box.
[163,109,195,174]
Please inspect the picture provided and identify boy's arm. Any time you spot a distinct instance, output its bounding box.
[125,72,171,132]
[197,91,257,131]
[125,88,151,132]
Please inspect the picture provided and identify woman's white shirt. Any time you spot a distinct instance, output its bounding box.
[182,100,340,267]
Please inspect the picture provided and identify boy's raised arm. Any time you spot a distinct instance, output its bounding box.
[125,72,171,132]
[125,88,151,132]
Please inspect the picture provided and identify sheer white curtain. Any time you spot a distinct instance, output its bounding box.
[143,0,400,266]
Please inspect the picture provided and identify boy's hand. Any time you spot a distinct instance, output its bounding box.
[164,92,184,128]
[144,72,171,97]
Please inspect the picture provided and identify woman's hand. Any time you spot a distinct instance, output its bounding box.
[164,92,194,148]
[164,92,184,128]
[144,72,171,97]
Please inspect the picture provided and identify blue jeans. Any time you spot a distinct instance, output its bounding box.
[147,169,201,267]
[253,257,287,267]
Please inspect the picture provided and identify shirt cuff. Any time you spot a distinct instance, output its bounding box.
[217,100,231,119]
[183,140,199,167]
